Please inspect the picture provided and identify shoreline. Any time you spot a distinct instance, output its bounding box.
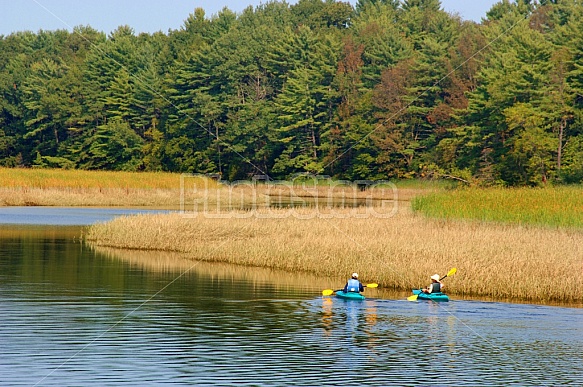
[91,244,583,309]
[0,184,425,208]
[2,168,581,305]
[0,203,580,307]
[84,206,583,305]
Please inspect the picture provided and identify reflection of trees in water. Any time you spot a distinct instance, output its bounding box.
[0,225,115,288]
[0,225,81,240]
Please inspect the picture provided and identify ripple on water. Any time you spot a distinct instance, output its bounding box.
[1,237,583,386]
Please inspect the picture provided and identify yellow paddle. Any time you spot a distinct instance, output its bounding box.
[407,268,457,301]
[322,283,378,296]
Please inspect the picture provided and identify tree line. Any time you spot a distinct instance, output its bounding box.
[1,0,582,186]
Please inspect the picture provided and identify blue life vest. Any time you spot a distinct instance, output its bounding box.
[346,279,361,293]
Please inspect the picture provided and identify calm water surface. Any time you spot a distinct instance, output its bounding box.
[0,208,581,386]
[0,206,168,225]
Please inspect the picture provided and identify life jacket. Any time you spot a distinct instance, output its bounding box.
[428,282,441,293]
[346,279,361,293]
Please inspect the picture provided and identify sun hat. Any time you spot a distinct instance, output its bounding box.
[431,274,440,281]
[352,273,359,279]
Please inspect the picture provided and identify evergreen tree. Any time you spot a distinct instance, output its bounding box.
[465,6,555,185]
[351,2,412,88]
[22,58,80,159]
[271,26,340,177]
[78,119,144,170]
[0,0,582,184]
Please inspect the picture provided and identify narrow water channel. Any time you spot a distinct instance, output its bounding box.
[0,208,581,386]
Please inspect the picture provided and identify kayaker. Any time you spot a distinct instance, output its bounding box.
[343,273,364,293]
[422,274,443,294]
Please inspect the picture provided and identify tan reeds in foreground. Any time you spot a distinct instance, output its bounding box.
[85,207,583,304]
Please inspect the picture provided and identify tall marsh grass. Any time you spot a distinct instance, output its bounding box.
[0,167,419,207]
[0,168,216,207]
[412,186,583,229]
[0,167,194,189]
[86,207,583,304]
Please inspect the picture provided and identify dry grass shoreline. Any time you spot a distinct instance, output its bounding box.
[3,168,581,305]
[85,206,583,305]
[0,167,427,207]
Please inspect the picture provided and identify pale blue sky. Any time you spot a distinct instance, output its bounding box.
[1,0,500,36]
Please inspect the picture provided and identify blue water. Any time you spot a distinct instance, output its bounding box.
[0,206,169,225]
[0,208,582,386]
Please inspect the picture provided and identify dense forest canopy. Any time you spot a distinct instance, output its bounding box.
[1,0,582,186]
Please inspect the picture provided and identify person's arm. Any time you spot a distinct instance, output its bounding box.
[343,283,348,292]
[359,282,364,292]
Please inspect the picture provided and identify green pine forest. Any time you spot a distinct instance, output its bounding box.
[1,0,583,186]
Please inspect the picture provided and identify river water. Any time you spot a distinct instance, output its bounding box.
[0,207,581,386]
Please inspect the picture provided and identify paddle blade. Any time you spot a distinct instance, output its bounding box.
[407,294,419,301]
[365,283,378,288]
[439,268,457,281]
[322,289,334,296]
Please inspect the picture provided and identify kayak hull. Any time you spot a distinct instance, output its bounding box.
[335,291,365,300]
[412,289,449,302]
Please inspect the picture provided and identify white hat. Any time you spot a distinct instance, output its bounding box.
[431,274,440,281]
[352,272,359,279]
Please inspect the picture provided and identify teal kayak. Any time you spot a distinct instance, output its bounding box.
[335,291,365,300]
[412,289,449,302]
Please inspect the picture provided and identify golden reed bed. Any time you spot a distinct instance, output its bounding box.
[0,179,423,208]
[0,166,432,208]
[85,206,583,305]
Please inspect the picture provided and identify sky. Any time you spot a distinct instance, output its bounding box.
[1,0,500,36]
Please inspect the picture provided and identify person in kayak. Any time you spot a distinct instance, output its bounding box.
[343,273,365,293]
[422,274,444,294]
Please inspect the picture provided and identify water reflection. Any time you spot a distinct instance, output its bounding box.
[321,296,334,336]
[1,226,583,386]
[91,245,338,297]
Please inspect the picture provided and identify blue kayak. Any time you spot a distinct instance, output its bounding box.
[412,289,449,302]
[335,291,365,300]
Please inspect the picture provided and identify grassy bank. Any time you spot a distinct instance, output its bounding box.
[9,168,581,304]
[412,186,583,229]
[0,168,216,207]
[0,167,429,207]
[0,167,188,189]
[85,207,583,304]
